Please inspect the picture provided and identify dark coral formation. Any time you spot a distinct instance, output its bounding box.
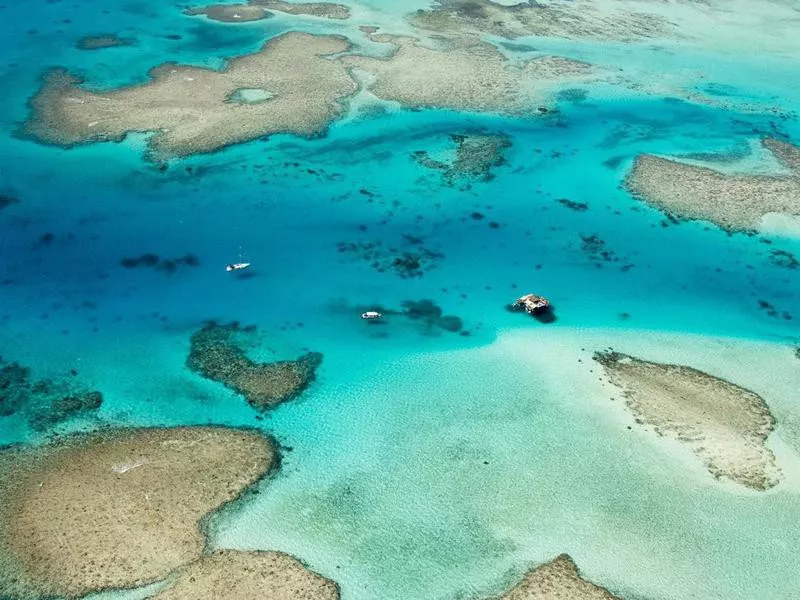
[0,357,103,428]
[336,238,443,278]
[401,299,464,333]
[76,34,135,50]
[412,132,511,185]
[186,323,322,411]
[768,249,799,269]
[579,234,633,271]
[557,198,589,211]
[0,195,19,211]
[120,253,200,273]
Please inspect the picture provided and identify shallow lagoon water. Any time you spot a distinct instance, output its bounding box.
[1,0,799,599]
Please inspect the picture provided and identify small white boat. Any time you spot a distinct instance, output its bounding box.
[361,311,383,320]
[226,262,251,272]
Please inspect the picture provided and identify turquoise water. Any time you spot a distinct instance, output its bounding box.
[1,1,799,599]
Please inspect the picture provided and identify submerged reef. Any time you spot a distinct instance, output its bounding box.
[594,351,779,490]
[0,427,276,599]
[151,550,339,600]
[626,138,800,232]
[342,33,594,115]
[253,0,350,19]
[120,252,200,273]
[413,132,512,184]
[0,195,19,211]
[0,357,103,430]
[337,237,443,278]
[75,34,135,50]
[407,0,672,42]
[497,554,621,599]
[186,322,322,411]
[23,32,357,159]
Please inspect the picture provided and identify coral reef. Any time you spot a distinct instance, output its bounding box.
[186,322,322,411]
[75,34,135,50]
[626,138,800,232]
[497,554,622,599]
[151,550,339,600]
[0,357,102,429]
[0,427,276,599]
[594,351,779,490]
[23,33,358,158]
[413,132,512,184]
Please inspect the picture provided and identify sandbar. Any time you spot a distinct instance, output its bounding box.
[151,550,339,600]
[594,351,779,490]
[626,138,800,232]
[408,0,671,42]
[498,554,621,600]
[23,32,358,158]
[0,426,276,598]
[342,33,593,114]
[186,322,323,411]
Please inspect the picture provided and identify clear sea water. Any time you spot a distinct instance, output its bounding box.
[1,1,799,599]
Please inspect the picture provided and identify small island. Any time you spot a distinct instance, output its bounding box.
[151,550,339,600]
[594,351,780,490]
[497,554,622,600]
[626,138,800,232]
[0,427,276,598]
[186,322,323,411]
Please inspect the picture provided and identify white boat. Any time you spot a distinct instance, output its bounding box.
[226,262,251,272]
[361,311,383,320]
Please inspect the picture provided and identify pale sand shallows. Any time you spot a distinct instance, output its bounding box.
[594,352,779,490]
[0,427,276,599]
[497,554,621,600]
[23,32,357,159]
[151,550,339,600]
[408,0,672,42]
[626,139,800,232]
[342,34,594,115]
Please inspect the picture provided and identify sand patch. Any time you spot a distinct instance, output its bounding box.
[408,0,672,42]
[0,427,276,599]
[497,554,621,599]
[594,351,779,490]
[23,32,358,159]
[151,550,339,600]
[186,322,323,411]
[342,33,594,115]
[626,138,800,232]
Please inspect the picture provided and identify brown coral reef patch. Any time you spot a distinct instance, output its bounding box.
[76,34,135,50]
[185,1,349,22]
[186,322,322,411]
[23,32,357,158]
[408,0,672,42]
[413,132,511,184]
[0,427,276,599]
[594,351,779,490]
[342,33,593,115]
[151,550,339,600]
[185,4,271,22]
[626,138,800,232]
[498,554,621,600]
